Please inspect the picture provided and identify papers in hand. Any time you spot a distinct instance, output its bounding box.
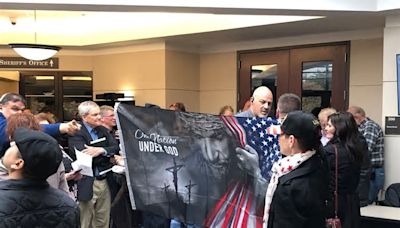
[90,137,106,145]
[71,148,93,177]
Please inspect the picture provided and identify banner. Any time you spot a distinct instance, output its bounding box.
[116,104,280,227]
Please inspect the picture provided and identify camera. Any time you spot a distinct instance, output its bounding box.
[10,17,16,25]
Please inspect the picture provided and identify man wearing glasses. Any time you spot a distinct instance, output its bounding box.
[0,92,81,157]
[99,105,117,139]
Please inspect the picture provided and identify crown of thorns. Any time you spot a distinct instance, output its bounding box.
[177,112,226,138]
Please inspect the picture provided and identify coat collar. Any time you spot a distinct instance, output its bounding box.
[0,178,49,190]
[278,154,321,185]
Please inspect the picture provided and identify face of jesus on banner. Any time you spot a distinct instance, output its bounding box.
[198,137,230,166]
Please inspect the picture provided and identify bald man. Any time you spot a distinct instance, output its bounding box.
[236,86,273,118]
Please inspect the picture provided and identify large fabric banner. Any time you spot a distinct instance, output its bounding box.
[116,104,280,227]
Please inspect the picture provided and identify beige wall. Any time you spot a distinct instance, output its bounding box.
[349,38,383,126]
[0,71,19,95]
[165,50,200,112]
[0,80,18,95]
[0,37,385,120]
[92,50,166,107]
[199,52,237,114]
[382,15,400,188]
[59,56,93,71]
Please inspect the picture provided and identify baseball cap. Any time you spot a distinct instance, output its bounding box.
[281,111,321,142]
[13,128,62,180]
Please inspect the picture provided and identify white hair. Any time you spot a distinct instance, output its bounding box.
[78,101,99,117]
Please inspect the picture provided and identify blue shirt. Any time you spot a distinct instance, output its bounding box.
[0,112,61,157]
[82,122,98,141]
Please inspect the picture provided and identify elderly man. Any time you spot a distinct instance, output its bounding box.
[68,101,119,228]
[0,92,80,157]
[236,86,274,118]
[318,108,337,146]
[348,106,384,204]
[276,93,301,121]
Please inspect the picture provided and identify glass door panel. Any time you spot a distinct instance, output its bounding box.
[23,75,56,114]
[301,61,333,113]
[251,64,277,93]
[62,75,92,121]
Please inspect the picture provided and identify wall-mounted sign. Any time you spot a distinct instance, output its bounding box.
[0,57,59,69]
[385,116,400,135]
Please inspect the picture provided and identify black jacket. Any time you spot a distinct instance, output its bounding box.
[68,122,119,201]
[267,152,328,228]
[0,179,80,228]
[324,139,361,228]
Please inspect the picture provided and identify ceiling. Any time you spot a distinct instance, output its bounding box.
[0,1,394,51]
[0,10,322,47]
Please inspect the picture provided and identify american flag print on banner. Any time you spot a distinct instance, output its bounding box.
[203,116,281,227]
[222,116,281,181]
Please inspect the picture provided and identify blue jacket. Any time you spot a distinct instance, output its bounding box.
[0,112,61,157]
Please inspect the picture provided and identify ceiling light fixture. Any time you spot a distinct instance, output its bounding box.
[9,11,61,61]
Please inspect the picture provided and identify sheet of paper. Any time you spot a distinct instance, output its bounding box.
[71,148,93,177]
[90,137,106,145]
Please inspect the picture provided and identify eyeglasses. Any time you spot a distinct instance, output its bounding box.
[9,105,25,112]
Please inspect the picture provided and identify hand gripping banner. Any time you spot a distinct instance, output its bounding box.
[115,103,280,227]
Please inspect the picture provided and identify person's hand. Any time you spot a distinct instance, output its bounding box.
[235,144,261,178]
[114,155,125,166]
[60,120,81,135]
[65,170,82,181]
[82,145,105,157]
[236,145,267,197]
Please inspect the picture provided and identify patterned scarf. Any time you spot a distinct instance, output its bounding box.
[263,150,316,227]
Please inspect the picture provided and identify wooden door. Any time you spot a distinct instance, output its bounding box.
[238,42,349,114]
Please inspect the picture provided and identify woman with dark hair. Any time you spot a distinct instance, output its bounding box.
[324,112,365,228]
[264,111,328,228]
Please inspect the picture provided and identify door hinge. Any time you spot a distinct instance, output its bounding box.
[344,90,347,100]
[237,93,240,102]
[238,60,241,69]
[344,53,348,63]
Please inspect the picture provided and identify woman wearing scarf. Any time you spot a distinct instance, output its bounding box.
[264,111,328,228]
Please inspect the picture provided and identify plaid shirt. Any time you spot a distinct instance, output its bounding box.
[359,118,384,167]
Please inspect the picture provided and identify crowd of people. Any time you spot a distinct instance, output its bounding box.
[0,88,385,228]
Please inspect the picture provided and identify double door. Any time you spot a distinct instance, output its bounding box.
[238,42,349,115]
[19,71,93,122]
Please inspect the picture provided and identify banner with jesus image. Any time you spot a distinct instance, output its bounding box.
[115,103,280,227]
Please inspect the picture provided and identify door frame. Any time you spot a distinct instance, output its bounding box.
[237,41,350,112]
